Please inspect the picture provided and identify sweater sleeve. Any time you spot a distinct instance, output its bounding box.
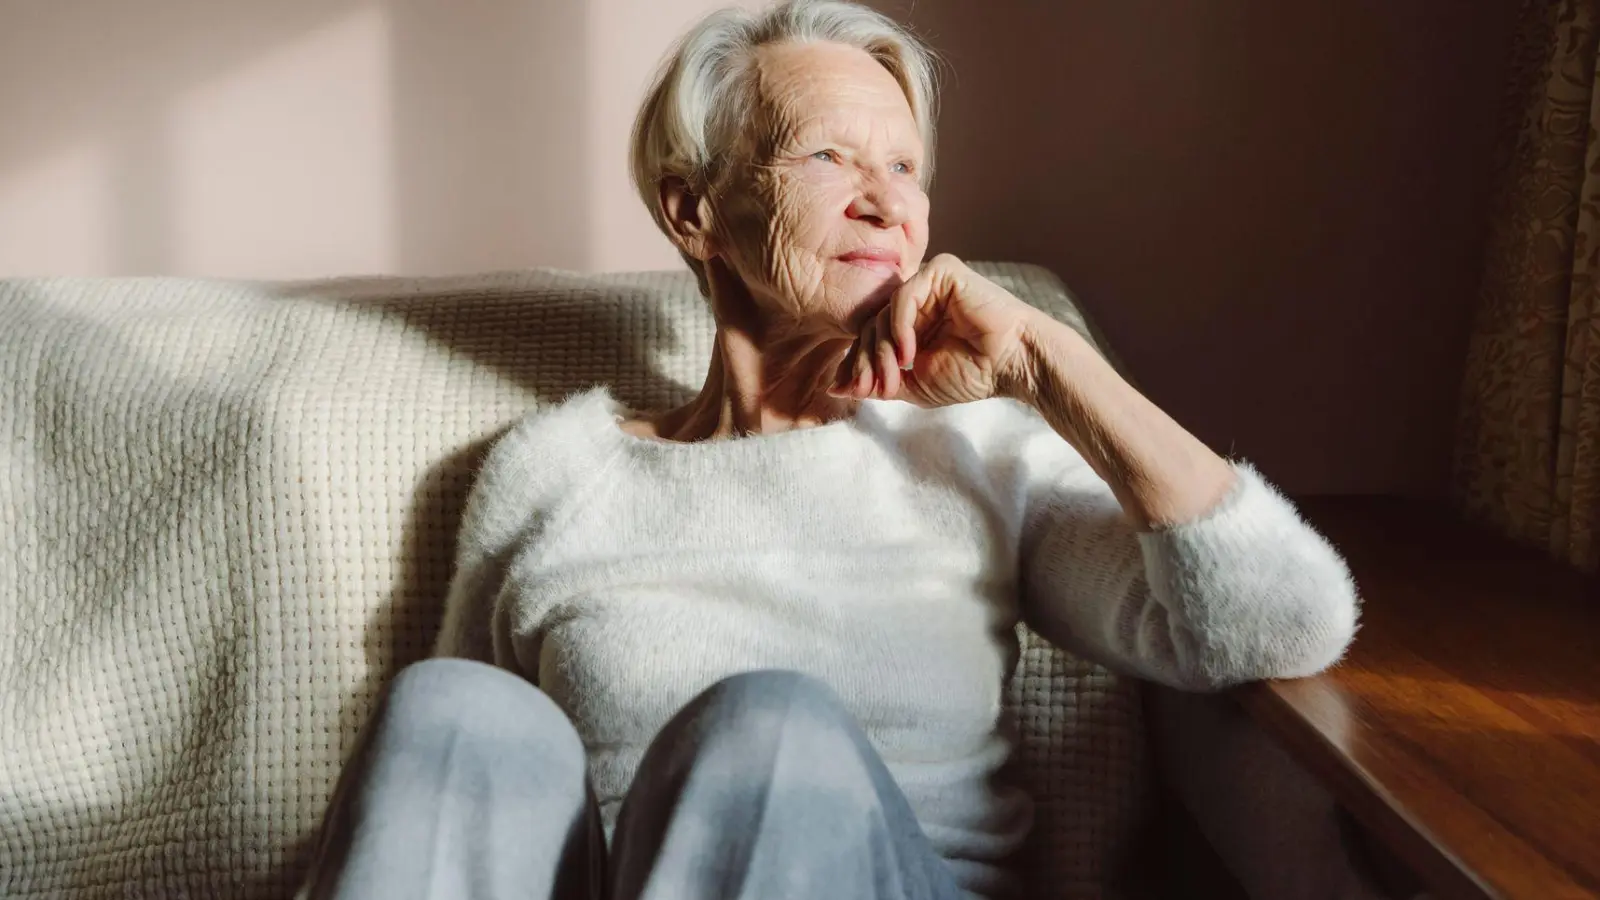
[1018,456,1360,692]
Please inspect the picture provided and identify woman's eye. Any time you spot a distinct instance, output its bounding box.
[811,150,838,163]
[891,161,915,175]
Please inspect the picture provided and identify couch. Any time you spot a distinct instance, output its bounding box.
[1,263,1158,898]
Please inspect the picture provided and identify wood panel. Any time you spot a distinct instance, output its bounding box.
[1234,497,1600,900]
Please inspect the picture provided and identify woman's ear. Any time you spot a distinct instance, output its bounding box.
[658,176,719,262]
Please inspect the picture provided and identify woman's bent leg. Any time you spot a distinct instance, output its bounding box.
[610,670,964,900]
[300,658,601,900]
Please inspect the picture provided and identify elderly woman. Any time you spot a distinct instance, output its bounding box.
[299,2,1358,898]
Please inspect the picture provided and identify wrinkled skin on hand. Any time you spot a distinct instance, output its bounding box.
[828,253,1039,409]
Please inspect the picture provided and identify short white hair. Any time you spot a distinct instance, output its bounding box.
[630,0,940,294]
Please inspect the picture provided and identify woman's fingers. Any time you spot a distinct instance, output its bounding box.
[890,284,918,370]
[889,271,929,369]
[873,310,902,399]
[830,261,962,400]
[830,334,860,397]
[888,260,960,370]
[852,318,876,398]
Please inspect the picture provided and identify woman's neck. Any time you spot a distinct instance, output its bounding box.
[641,274,857,443]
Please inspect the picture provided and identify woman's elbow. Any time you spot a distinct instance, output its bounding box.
[1249,584,1360,682]
[1174,579,1361,692]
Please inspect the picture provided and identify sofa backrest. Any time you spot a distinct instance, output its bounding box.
[0,263,1148,899]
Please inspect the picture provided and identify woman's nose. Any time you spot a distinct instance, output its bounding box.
[846,172,908,228]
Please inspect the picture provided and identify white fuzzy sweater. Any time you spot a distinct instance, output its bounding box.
[434,387,1359,897]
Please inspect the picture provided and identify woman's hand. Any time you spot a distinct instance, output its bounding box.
[829,253,1235,526]
[829,254,1043,407]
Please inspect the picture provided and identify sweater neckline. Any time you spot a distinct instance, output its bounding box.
[586,388,875,462]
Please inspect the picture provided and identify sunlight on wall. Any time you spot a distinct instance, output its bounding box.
[169,5,392,277]
[0,141,112,275]
[0,0,770,279]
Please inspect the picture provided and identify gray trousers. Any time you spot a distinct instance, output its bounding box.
[299,659,966,900]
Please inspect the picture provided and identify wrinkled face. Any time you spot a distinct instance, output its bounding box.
[710,40,930,331]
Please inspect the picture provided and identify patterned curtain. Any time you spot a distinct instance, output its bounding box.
[1455,0,1600,571]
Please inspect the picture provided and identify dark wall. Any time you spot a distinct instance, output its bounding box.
[874,0,1518,494]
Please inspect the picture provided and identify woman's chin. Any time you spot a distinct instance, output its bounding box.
[831,271,903,325]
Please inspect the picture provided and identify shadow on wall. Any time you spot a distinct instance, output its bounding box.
[0,0,591,275]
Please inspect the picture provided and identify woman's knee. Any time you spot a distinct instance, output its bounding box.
[703,668,847,714]
[381,658,584,767]
[677,669,863,754]
[624,670,897,845]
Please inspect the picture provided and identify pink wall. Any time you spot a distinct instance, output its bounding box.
[0,1,1516,494]
[0,0,743,277]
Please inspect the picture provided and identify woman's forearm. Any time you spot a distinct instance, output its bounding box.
[1002,311,1236,530]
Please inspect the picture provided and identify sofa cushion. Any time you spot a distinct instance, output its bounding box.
[0,263,1148,899]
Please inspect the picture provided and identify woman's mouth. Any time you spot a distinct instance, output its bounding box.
[837,248,902,273]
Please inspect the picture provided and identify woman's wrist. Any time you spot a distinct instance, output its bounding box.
[997,310,1103,412]
[1000,309,1235,528]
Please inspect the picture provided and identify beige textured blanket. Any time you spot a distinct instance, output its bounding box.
[0,264,1147,898]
